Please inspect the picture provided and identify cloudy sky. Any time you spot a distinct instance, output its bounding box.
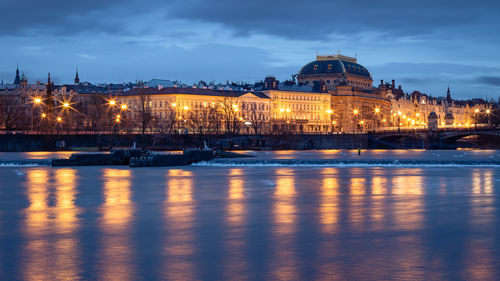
[1,0,499,99]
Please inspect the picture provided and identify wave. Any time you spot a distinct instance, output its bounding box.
[0,160,52,167]
[192,159,500,167]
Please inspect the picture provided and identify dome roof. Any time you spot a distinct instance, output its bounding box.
[428,111,438,118]
[298,57,371,78]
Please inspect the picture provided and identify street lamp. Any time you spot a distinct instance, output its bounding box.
[353,109,359,133]
[121,104,127,110]
[474,108,480,128]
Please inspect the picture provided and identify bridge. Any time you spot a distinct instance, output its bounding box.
[368,127,500,149]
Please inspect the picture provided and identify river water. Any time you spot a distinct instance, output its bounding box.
[1,150,500,280]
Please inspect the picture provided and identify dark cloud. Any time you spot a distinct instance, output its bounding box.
[0,0,155,35]
[1,0,499,40]
[165,0,500,40]
[477,76,500,86]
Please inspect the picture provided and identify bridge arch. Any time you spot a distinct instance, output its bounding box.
[370,133,426,149]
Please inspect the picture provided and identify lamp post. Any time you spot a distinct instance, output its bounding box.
[486,108,491,126]
[474,108,479,129]
[326,109,333,133]
[353,109,359,133]
[397,111,401,133]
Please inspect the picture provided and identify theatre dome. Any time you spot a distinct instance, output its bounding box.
[298,54,371,78]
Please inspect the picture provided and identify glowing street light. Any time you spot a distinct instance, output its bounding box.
[171,103,177,107]
[326,109,333,114]
[34,98,42,104]
[109,100,116,106]
[57,117,62,122]
[285,108,290,113]
[121,104,127,110]
[183,106,189,110]
[280,108,285,112]
[374,108,380,113]
[116,114,121,119]
[41,113,47,118]
[63,102,70,108]
[475,108,480,113]
[353,109,359,115]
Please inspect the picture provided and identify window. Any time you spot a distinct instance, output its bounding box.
[328,64,332,70]
[313,64,318,71]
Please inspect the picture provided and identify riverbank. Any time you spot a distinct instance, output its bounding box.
[0,132,499,152]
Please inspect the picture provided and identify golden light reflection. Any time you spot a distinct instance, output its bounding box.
[100,168,135,280]
[54,169,80,280]
[348,169,366,226]
[164,169,196,281]
[271,168,298,280]
[391,169,423,195]
[467,169,495,280]
[23,169,50,281]
[227,168,246,223]
[370,175,388,224]
[223,168,248,280]
[390,169,424,231]
[320,168,339,233]
[23,168,81,280]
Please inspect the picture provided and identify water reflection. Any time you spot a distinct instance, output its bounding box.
[163,169,196,281]
[319,168,339,233]
[23,168,80,280]
[466,169,496,279]
[391,169,424,231]
[223,168,248,280]
[99,169,135,280]
[270,168,298,280]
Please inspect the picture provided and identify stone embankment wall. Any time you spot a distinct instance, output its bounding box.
[0,134,370,152]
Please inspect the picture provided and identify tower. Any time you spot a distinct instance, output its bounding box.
[20,72,28,89]
[446,86,452,104]
[14,65,20,84]
[74,67,80,84]
[46,73,54,114]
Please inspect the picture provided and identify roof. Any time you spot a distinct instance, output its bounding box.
[298,59,371,78]
[64,85,109,94]
[120,87,270,99]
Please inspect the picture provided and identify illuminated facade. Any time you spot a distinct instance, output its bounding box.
[0,59,488,133]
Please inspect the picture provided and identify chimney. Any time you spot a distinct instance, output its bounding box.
[380,80,384,87]
[398,85,402,90]
[392,80,395,88]
[264,76,278,90]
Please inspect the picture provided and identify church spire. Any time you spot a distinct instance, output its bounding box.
[14,65,20,84]
[446,85,452,103]
[74,67,80,84]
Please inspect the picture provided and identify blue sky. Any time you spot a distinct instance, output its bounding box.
[1,0,499,99]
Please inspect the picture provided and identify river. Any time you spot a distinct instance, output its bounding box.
[0,150,499,280]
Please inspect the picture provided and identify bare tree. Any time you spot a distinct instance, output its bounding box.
[0,95,24,131]
[152,106,177,134]
[138,94,152,134]
[219,96,242,135]
[246,102,267,135]
[207,106,223,134]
